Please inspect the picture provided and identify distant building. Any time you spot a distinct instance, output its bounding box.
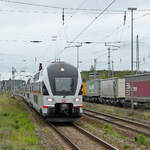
[0,79,25,92]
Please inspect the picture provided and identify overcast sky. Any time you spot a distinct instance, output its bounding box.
[0,0,150,80]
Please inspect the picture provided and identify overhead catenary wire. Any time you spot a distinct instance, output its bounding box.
[50,0,88,60]
[103,10,150,41]
[0,0,123,12]
[0,9,125,15]
[57,0,117,57]
[1,0,150,12]
[68,0,117,44]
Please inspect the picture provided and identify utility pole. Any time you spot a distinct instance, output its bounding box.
[128,7,137,73]
[94,58,97,79]
[112,60,114,77]
[105,45,119,78]
[12,67,16,96]
[136,34,140,74]
[128,7,137,110]
[108,48,111,78]
[64,44,82,69]
[105,42,120,78]
[76,45,82,69]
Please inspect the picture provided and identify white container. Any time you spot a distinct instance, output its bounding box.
[100,78,125,99]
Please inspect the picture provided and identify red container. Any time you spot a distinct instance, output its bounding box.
[125,74,150,103]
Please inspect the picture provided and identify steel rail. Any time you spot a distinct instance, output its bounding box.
[84,109,150,138]
[48,122,81,150]
[73,124,119,150]
[84,109,150,130]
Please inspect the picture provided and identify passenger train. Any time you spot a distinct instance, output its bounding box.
[18,61,83,122]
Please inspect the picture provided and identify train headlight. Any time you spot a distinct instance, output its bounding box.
[60,67,65,72]
[48,98,53,102]
[74,98,80,102]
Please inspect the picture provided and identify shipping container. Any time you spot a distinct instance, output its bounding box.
[100,78,125,99]
[117,79,125,98]
[86,79,101,97]
[125,73,150,108]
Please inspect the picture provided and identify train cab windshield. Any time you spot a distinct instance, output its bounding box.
[55,77,73,93]
[47,62,78,96]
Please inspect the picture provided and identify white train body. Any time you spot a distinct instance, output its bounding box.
[19,61,83,122]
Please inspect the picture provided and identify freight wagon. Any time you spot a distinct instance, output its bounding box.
[125,73,150,108]
[100,78,125,105]
[83,73,150,108]
[83,78,125,105]
[83,79,101,103]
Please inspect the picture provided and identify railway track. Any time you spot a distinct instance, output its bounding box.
[84,101,150,126]
[84,108,150,138]
[48,122,118,150]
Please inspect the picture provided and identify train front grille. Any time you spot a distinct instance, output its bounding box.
[55,103,73,116]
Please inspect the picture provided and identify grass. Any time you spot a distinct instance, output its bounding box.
[103,123,122,137]
[123,144,131,149]
[0,93,43,150]
[103,123,137,149]
[135,134,149,146]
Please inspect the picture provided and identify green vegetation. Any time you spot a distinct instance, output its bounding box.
[103,123,125,139]
[0,94,43,150]
[135,134,149,146]
[123,144,131,149]
[81,70,149,81]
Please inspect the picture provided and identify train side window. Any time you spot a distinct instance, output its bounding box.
[42,83,49,96]
[34,95,38,104]
[27,93,30,98]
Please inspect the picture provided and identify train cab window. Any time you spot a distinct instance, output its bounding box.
[42,83,49,96]
[55,77,73,92]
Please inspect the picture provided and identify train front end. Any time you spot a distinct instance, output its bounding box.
[42,61,83,122]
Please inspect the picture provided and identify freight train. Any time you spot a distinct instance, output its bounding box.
[17,61,83,122]
[83,73,150,108]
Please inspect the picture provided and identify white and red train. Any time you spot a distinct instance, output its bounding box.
[17,61,83,122]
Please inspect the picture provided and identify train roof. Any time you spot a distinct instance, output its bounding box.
[47,61,78,77]
[125,73,150,78]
